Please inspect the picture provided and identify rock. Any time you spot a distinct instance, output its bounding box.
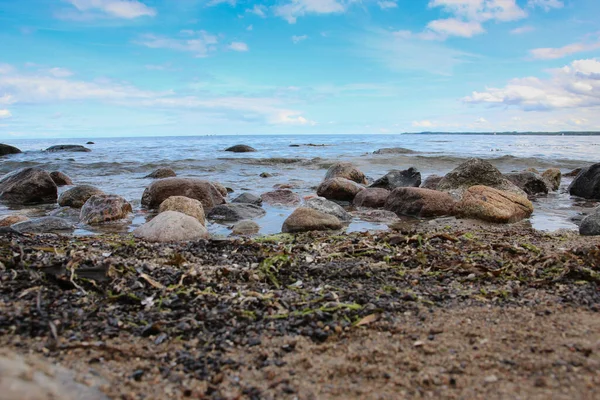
[210,182,228,198]
[45,145,91,153]
[0,215,29,227]
[141,178,226,209]
[207,203,266,222]
[158,196,205,225]
[232,192,262,206]
[542,168,561,191]
[324,162,367,184]
[225,144,256,153]
[282,207,343,233]
[352,209,400,223]
[455,185,533,223]
[370,168,421,190]
[261,189,302,206]
[0,144,21,156]
[421,175,443,190]
[49,207,81,223]
[80,194,132,225]
[437,158,526,197]
[58,185,105,208]
[353,188,390,208]
[260,172,273,178]
[565,167,583,177]
[580,207,600,236]
[317,178,365,202]
[12,217,75,233]
[526,167,540,174]
[373,147,417,155]
[384,187,457,218]
[50,171,73,186]
[0,167,57,204]
[145,168,176,179]
[232,220,260,235]
[306,197,352,222]
[505,171,550,196]
[0,348,109,400]
[133,211,209,242]
[86,141,95,144]
[569,163,600,199]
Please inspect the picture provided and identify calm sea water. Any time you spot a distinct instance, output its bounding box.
[1,134,599,235]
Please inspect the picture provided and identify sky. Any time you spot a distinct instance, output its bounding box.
[0,0,599,138]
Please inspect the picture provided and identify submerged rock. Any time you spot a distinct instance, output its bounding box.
[317,178,365,202]
[134,211,209,242]
[145,168,176,179]
[232,192,262,206]
[421,175,443,190]
[580,207,600,236]
[324,162,367,184]
[505,171,550,196]
[565,167,583,177]
[370,168,421,190]
[384,187,456,218]
[260,172,273,178]
[282,207,343,233]
[50,171,73,186]
[232,220,260,235]
[0,167,57,204]
[159,196,205,225]
[58,185,105,208]
[86,141,95,144]
[0,215,29,227]
[353,188,390,208]
[225,144,256,153]
[568,163,600,199]
[542,168,561,191]
[455,185,533,224]
[373,147,417,155]
[80,194,132,225]
[141,178,226,209]
[207,203,266,222]
[305,196,352,222]
[0,144,21,156]
[261,189,302,207]
[12,217,74,233]
[49,207,81,223]
[46,145,91,153]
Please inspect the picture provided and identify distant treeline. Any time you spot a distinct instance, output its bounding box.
[411,131,600,136]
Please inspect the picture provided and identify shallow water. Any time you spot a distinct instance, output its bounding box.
[1,134,598,236]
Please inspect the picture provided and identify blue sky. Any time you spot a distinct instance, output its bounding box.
[0,0,599,138]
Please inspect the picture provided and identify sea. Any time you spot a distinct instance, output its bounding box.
[1,134,599,236]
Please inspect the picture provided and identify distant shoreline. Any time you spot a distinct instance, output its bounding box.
[411,131,600,136]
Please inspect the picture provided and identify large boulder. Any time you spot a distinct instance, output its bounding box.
[384,187,456,218]
[261,189,301,206]
[505,171,550,196]
[0,144,21,156]
[305,197,352,222]
[542,168,561,191]
[232,192,262,206]
[232,220,260,235]
[145,168,176,179]
[324,162,367,184]
[141,178,226,209]
[80,194,132,225]
[158,196,205,225]
[225,144,256,153]
[46,145,91,153]
[370,168,421,190]
[12,217,75,234]
[50,171,73,186]
[568,163,600,199]
[207,203,266,222]
[437,158,526,197]
[0,215,29,227]
[317,178,365,201]
[421,175,443,190]
[455,185,533,224]
[0,168,57,204]
[353,188,390,208]
[58,185,105,208]
[133,211,209,242]
[580,207,600,236]
[282,207,343,233]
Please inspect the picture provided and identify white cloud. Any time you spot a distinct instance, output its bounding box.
[228,42,249,52]
[510,25,535,34]
[207,0,236,6]
[65,0,156,19]
[274,0,345,24]
[136,31,218,57]
[426,18,485,38]
[527,0,564,11]
[246,5,267,17]
[48,67,74,78]
[0,64,14,74]
[378,1,397,9]
[247,24,253,31]
[429,0,527,23]
[0,109,12,119]
[530,41,600,60]
[412,120,435,127]
[292,35,308,44]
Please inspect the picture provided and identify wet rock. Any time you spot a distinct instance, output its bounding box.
[421,175,443,190]
[211,182,228,197]
[353,188,390,208]
[565,167,582,177]
[505,171,550,196]
[352,209,400,223]
[317,178,365,202]
[437,158,526,198]
[133,211,209,242]
[58,185,105,208]
[0,167,58,204]
[49,207,81,223]
[159,196,205,225]
[12,217,75,233]
[0,215,29,227]
[384,187,456,218]
[305,196,352,222]
[145,168,176,179]
[141,178,226,209]
[282,207,343,233]
[580,207,600,236]
[80,194,132,225]
[232,192,262,206]
[455,185,533,223]
[324,162,367,184]
[526,167,540,174]
[50,171,73,186]
[232,220,260,235]
[370,168,422,190]
[0,144,21,156]
[542,168,561,191]
[261,189,302,206]
[46,145,91,153]
[373,147,417,155]
[225,144,256,153]
[0,348,109,400]
[207,203,266,222]
[260,172,273,178]
[86,141,95,145]
[568,163,600,199]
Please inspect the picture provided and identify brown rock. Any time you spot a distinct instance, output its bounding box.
[282,207,343,233]
[542,168,561,191]
[80,194,132,225]
[145,168,176,179]
[211,182,228,197]
[159,196,205,225]
[384,187,457,218]
[324,162,367,184]
[317,178,365,201]
[232,220,260,235]
[133,211,209,242]
[456,185,533,223]
[58,185,105,208]
[141,178,226,209]
[50,171,73,186]
[261,189,301,206]
[565,167,582,177]
[0,167,57,205]
[421,175,443,190]
[0,215,29,227]
[353,188,390,208]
